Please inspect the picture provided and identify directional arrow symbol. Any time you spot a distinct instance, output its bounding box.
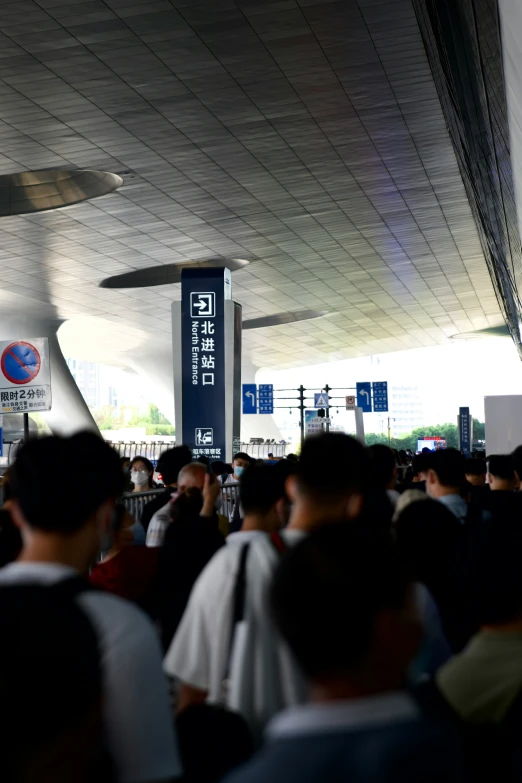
[246,391,255,403]
[361,389,370,404]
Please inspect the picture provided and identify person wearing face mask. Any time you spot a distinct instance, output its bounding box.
[130,456,156,492]
[90,504,159,614]
[222,453,251,532]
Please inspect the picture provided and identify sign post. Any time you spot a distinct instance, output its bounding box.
[173,268,242,462]
[459,406,472,457]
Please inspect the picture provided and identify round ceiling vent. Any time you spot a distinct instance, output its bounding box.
[100,258,250,289]
[0,169,123,216]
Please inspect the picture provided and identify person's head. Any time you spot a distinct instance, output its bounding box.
[211,460,227,477]
[487,455,516,491]
[239,464,289,533]
[232,452,250,480]
[426,449,465,498]
[368,444,397,491]
[395,498,461,586]
[130,456,154,489]
[422,447,432,455]
[108,504,135,553]
[476,524,522,627]
[171,486,204,523]
[177,462,207,494]
[176,704,253,783]
[392,489,429,523]
[512,445,522,488]
[270,525,421,698]
[119,456,131,475]
[10,433,124,570]
[411,454,429,482]
[157,445,192,487]
[286,433,367,529]
[465,457,487,487]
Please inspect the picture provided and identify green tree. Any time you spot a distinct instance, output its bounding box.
[473,419,485,439]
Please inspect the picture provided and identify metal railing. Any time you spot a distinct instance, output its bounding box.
[107,440,286,461]
[121,489,165,522]
[121,483,242,523]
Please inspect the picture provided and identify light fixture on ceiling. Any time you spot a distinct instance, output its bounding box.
[243,310,329,329]
[450,325,510,340]
[0,169,123,216]
[99,258,250,289]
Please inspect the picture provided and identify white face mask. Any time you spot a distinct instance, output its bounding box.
[131,470,148,486]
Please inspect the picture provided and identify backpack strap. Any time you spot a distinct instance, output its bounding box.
[270,531,287,555]
[225,543,250,683]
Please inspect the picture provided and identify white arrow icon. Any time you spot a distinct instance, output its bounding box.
[361,389,370,405]
[246,391,255,405]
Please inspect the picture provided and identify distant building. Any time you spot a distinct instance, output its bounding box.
[389,385,424,436]
[67,359,100,409]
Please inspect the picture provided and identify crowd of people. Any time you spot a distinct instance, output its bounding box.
[2,431,522,781]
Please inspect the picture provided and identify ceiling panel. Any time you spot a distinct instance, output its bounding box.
[0,0,505,368]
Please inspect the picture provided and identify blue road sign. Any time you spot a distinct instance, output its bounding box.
[242,384,257,414]
[314,392,329,408]
[356,382,372,413]
[1,341,41,385]
[258,384,274,414]
[372,381,388,412]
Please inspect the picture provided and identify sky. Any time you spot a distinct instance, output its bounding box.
[76,334,522,442]
[257,335,522,434]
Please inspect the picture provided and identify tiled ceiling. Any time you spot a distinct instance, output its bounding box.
[0,0,504,369]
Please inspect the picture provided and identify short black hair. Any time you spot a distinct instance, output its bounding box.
[233,452,250,462]
[368,444,396,488]
[512,445,522,478]
[298,433,366,501]
[270,524,411,679]
[11,433,124,533]
[487,455,515,481]
[211,460,226,475]
[412,454,429,477]
[157,446,192,485]
[428,449,465,488]
[465,457,486,477]
[130,455,154,474]
[239,464,287,515]
[119,455,130,466]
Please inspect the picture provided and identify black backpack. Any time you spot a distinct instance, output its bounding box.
[0,576,115,783]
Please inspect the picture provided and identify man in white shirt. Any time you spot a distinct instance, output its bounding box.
[223,526,462,783]
[164,462,292,710]
[5,432,181,783]
[165,435,366,734]
[146,462,207,547]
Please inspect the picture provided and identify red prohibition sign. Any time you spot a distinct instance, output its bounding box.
[1,341,41,385]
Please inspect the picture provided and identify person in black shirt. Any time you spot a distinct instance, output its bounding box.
[141,446,192,533]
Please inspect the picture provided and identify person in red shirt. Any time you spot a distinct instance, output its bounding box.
[90,505,159,614]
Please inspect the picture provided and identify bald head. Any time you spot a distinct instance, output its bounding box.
[177,462,206,493]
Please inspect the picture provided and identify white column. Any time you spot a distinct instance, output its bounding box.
[241,355,283,443]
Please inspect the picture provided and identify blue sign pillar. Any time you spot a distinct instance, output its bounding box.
[459,406,471,457]
[173,268,242,462]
